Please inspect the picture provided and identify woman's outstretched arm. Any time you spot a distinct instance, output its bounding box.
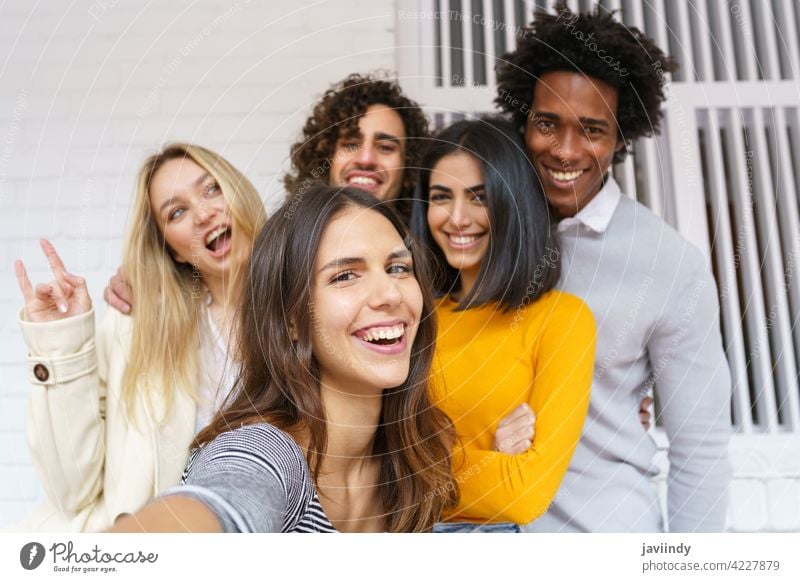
[108,497,222,533]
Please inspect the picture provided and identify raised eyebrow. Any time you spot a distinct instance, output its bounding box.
[318,257,365,274]
[579,116,610,127]
[430,184,483,195]
[429,184,453,194]
[158,172,212,215]
[159,195,183,215]
[387,249,412,261]
[194,172,212,187]
[375,132,401,144]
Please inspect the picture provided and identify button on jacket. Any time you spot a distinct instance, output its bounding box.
[12,308,197,532]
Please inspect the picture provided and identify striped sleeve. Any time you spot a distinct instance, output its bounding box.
[162,423,333,532]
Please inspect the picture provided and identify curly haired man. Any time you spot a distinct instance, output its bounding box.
[284,73,429,220]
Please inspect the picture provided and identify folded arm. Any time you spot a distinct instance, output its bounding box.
[453,301,596,524]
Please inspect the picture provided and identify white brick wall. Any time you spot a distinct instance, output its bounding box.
[0,0,399,527]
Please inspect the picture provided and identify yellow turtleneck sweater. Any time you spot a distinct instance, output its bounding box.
[433,290,596,524]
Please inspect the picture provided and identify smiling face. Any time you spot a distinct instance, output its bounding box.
[426,152,490,297]
[148,157,247,284]
[525,70,623,218]
[329,104,407,201]
[310,206,423,395]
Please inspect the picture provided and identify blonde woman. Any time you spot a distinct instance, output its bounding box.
[14,144,266,532]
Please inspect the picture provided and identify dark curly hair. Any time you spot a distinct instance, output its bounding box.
[283,73,430,219]
[495,4,677,163]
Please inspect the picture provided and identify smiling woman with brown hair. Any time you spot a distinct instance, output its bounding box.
[110,185,458,533]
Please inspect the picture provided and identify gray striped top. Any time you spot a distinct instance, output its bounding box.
[165,423,336,533]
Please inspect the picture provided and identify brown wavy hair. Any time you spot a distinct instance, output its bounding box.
[196,184,458,532]
[283,73,430,220]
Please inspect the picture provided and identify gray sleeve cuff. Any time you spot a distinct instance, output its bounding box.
[161,485,252,533]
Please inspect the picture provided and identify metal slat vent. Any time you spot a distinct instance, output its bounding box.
[700,107,800,433]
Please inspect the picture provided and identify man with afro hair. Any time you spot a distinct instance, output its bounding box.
[283,73,430,221]
[496,5,731,532]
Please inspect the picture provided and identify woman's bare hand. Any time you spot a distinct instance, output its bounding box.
[15,239,92,322]
[493,403,536,454]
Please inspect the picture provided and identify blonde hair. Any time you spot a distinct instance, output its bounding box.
[121,143,266,423]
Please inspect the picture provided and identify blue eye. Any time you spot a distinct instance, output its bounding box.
[388,263,412,275]
[168,208,185,221]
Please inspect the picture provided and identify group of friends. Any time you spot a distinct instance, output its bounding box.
[14,6,732,534]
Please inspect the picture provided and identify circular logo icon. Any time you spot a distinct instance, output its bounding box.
[20,542,46,570]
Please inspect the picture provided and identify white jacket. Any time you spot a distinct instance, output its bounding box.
[14,308,197,532]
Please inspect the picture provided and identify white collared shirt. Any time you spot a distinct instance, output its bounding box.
[556,175,622,234]
[195,293,239,433]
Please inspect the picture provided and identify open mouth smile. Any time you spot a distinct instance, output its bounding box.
[444,232,486,250]
[204,225,232,257]
[544,167,586,185]
[345,172,383,194]
[352,321,408,355]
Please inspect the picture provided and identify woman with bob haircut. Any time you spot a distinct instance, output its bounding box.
[14,143,266,532]
[411,117,596,531]
[109,184,458,533]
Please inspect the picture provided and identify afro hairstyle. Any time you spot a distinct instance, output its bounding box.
[495,3,678,163]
